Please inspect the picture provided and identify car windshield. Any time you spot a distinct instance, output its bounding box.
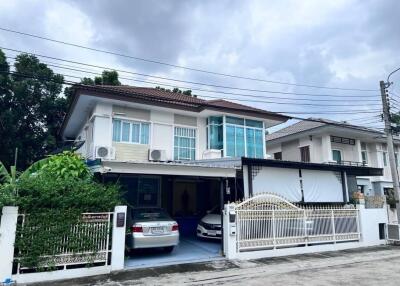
[132,208,171,222]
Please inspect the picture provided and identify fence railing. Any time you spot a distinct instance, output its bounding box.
[236,208,359,251]
[14,212,113,273]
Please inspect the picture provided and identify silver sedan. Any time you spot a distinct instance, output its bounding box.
[125,208,179,253]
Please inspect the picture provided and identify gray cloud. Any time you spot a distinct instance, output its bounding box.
[0,0,399,126]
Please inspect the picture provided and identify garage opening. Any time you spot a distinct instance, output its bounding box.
[104,173,233,269]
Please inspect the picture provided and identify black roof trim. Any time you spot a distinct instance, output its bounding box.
[241,157,383,176]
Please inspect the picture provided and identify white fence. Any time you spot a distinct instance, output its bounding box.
[223,194,387,260]
[235,194,359,251]
[0,206,127,284]
[14,212,113,274]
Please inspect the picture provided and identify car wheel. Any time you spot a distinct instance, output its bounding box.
[164,246,174,253]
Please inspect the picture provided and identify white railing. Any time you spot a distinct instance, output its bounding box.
[14,212,113,273]
[235,194,360,252]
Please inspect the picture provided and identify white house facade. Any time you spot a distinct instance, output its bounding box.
[266,119,399,197]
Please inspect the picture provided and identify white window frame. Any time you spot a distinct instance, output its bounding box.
[225,116,264,158]
[112,118,150,145]
[173,126,197,161]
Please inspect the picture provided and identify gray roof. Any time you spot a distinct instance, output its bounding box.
[266,118,384,141]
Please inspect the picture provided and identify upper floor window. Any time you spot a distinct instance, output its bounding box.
[112,119,150,144]
[207,116,264,158]
[361,142,368,165]
[300,146,310,162]
[174,127,196,160]
[383,151,388,167]
[207,116,223,150]
[332,149,342,163]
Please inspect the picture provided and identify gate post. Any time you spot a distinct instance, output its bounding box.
[223,204,237,259]
[0,206,18,282]
[111,205,127,271]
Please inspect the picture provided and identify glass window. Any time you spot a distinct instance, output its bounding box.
[255,129,264,158]
[245,119,263,128]
[122,122,130,142]
[226,125,235,157]
[301,146,311,162]
[141,123,150,144]
[112,120,121,142]
[246,128,255,158]
[236,127,245,157]
[174,127,196,160]
[226,116,244,125]
[383,152,388,166]
[332,149,342,163]
[131,123,140,143]
[208,116,223,125]
[112,119,150,144]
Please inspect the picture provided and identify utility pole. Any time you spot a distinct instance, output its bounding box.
[380,80,400,223]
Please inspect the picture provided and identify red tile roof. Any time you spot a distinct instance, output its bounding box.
[72,84,289,119]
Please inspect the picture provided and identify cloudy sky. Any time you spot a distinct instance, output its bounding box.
[1,0,399,130]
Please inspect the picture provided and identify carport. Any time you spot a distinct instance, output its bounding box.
[98,160,237,268]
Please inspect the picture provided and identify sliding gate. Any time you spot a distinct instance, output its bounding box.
[235,194,360,251]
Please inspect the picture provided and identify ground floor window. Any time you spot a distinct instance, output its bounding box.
[300,146,310,162]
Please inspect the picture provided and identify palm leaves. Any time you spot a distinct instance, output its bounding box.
[0,161,11,184]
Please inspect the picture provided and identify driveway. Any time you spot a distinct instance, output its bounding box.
[33,245,400,286]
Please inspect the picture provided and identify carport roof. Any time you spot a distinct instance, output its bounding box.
[241,158,383,176]
[95,160,238,178]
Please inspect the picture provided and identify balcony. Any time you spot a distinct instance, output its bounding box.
[326,160,367,167]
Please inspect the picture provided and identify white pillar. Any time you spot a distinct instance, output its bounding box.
[223,204,237,259]
[0,206,18,282]
[355,139,362,163]
[321,134,333,163]
[111,205,127,271]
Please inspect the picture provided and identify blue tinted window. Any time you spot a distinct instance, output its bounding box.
[226,125,235,157]
[246,128,255,158]
[141,123,150,144]
[122,122,130,142]
[226,116,244,125]
[131,123,140,143]
[236,127,245,157]
[245,119,263,128]
[255,129,264,158]
[112,120,121,142]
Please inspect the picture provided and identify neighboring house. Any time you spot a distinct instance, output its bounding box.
[266,119,398,197]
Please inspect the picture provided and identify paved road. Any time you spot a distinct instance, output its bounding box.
[35,246,400,286]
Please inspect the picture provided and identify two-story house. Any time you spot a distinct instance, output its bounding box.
[60,84,289,226]
[266,119,398,198]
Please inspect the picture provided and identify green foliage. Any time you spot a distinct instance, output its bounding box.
[15,210,109,269]
[155,86,195,97]
[0,50,67,171]
[0,152,121,268]
[39,151,91,180]
[0,161,11,184]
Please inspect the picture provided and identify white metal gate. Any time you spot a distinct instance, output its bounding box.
[235,194,360,252]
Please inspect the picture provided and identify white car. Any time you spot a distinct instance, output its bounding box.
[197,207,221,239]
[126,208,179,254]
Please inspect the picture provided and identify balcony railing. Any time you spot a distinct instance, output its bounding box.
[326,160,367,167]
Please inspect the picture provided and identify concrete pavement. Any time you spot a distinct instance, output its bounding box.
[32,245,400,285]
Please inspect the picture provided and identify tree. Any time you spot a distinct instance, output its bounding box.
[64,71,121,106]
[156,86,195,97]
[0,50,67,171]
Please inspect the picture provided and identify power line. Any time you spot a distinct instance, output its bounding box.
[0,70,382,116]
[2,47,381,99]
[5,58,382,108]
[0,27,379,92]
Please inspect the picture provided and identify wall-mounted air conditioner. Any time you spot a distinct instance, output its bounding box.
[203,149,222,159]
[94,146,116,160]
[149,149,167,161]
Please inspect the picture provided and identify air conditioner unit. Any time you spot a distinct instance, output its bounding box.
[202,149,222,159]
[95,146,115,160]
[149,149,167,161]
